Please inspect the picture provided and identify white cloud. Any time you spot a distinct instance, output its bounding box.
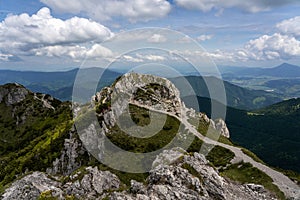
[244,33,300,60]
[276,16,300,37]
[175,0,299,13]
[147,34,167,43]
[34,44,114,62]
[0,53,18,62]
[122,55,144,63]
[0,7,114,61]
[197,34,213,41]
[41,0,171,22]
[121,53,166,63]
[137,53,166,61]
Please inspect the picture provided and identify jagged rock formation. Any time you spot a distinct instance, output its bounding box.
[111,149,277,200]
[2,167,120,200]
[213,118,230,138]
[46,126,89,176]
[0,83,28,106]
[2,148,277,200]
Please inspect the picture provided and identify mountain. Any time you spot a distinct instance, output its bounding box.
[256,98,300,115]
[171,76,282,110]
[222,63,300,78]
[1,74,299,199]
[0,68,121,101]
[0,68,284,109]
[262,78,300,98]
[183,96,300,174]
[0,83,74,187]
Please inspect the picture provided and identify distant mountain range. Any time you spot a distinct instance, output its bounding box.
[0,68,121,101]
[171,76,282,110]
[221,63,300,78]
[0,68,283,110]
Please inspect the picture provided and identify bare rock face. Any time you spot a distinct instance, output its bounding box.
[0,83,28,106]
[2,167,121,200]
[47,126,89,176]
[110,148,277,200]
[63,166,121,199]
[214,118,230,138]
[2,172,63,200]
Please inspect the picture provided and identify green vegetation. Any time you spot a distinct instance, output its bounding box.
[38,190,57,200]
[206,146,235,167]
[241,148,265,164]
[106,105,179,153]
[256,98,300,116]
[186,136,204,153]
[184,96,300,173]
[0,85,73,192]
[221,162,285,200]
[128,104,150,126]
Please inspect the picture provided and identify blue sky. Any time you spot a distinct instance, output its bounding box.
[0,0,300,71]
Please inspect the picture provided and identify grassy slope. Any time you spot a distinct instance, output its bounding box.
[183,96,300,174]
[0,85,73,192]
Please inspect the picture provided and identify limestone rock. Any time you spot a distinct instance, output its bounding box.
[0,83,28,106]
[47,126,88,176]
[214,118,230,138]
[2,172,63,200]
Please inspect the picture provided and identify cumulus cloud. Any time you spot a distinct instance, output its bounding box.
[175,0,299,13]
[197,34,213,41]
[121,53,166,63]
[122,55,144,63]
[276,16,300,37]
[147,34,167,43]
[0,7,113,61]
[244,33,300,60]
[136,53,166,61]
[34,44,114,62]
[41,0,171,22]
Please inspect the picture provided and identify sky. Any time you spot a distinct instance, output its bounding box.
[0,0,300,71]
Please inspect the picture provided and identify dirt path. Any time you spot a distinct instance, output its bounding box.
[132,103,300,199]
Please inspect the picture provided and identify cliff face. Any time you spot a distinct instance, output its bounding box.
[0,83,29,106]
[2,149,277,200]
[1,74,299,200]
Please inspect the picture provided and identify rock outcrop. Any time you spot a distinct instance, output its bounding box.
[0,83,28,106]
[47,126,89,176]
[110,148,277,200]
[2,148,276,200]
[214,118,230,138]
[2,167,121,200]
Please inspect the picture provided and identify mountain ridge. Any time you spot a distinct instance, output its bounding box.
[221,63,300,78]
[1,74,299,199]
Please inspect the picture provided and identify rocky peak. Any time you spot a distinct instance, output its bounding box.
[0,83,29,106]
[93,73,182,117]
